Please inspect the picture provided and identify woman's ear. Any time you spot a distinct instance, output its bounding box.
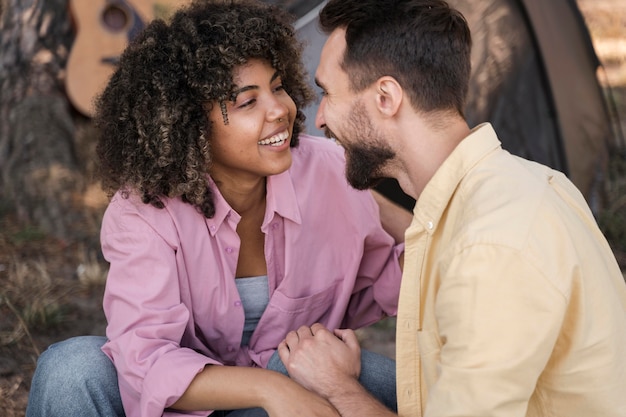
[375,76,403,118]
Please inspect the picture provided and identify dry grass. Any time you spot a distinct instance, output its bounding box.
[0,203,108,416]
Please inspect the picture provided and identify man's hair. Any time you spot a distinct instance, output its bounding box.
[319,0,471,115]
[95,0,314,218]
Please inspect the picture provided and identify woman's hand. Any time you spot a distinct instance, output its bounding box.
[278,323,396,417]
[171,363,339,416]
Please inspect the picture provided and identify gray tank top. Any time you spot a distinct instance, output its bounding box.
[235,275,270,346]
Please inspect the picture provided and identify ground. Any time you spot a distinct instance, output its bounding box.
[1,0,625,415]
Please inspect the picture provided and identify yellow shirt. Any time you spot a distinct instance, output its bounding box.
[397,123,626,417]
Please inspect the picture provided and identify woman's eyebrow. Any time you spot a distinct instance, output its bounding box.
[232,71,281,98]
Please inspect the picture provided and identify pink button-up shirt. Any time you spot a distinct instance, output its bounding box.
[101,135,403,417]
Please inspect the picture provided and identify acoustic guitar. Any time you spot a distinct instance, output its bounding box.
[66,0,187,116]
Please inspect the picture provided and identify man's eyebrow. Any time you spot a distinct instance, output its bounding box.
[232,71,281,98]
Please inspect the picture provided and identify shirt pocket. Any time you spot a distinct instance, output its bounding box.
[259,280,342,337]
[417,329,442,388]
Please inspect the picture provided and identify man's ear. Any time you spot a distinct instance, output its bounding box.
[375,76,403,118]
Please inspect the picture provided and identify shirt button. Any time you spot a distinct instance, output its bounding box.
[427,221,434,230]
[209,225,216,232]
[272,223,279,229]
[225,247,233,253]
[234,300,242,307]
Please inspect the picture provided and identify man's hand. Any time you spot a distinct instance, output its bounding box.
[262,373,341,417]
[277,323,361,399]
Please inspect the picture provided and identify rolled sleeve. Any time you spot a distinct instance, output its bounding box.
[342,197,404,328]
[101,204,219,417]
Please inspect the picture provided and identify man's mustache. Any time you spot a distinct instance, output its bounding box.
[324,126,336,140]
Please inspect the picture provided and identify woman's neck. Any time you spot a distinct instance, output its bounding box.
[214,175,267,216]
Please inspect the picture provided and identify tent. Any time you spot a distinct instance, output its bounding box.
[273,0,616,214]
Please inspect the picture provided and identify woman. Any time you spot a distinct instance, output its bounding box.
[26,1,404,416]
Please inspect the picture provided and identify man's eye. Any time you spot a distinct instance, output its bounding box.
[273,84,286,92]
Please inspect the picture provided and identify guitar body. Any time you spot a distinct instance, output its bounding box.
[66,0,187,116]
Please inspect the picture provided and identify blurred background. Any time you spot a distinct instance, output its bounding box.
[1,0,624,414]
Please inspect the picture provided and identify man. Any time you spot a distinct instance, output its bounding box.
[277,0,626,416]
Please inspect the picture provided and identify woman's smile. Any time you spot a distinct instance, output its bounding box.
[258,129,290,147]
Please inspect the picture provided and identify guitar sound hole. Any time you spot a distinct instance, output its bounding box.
[102,4,129,32]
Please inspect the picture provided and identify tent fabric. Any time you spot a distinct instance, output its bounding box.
[452,0,612,212]
[518,0,611,211]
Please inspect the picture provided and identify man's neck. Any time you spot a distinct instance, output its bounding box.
[391,113,470,200]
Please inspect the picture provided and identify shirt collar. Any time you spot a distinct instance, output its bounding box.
[205,176,240,236]
[265,169,302,226]
[413,123,502,233]
[205,169,303,237]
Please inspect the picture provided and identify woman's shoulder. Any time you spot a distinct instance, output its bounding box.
[103,190,199,233]
[287,134,380,224]
[287,134,362,198]
[292,134,345,168]
[295,134,343,156]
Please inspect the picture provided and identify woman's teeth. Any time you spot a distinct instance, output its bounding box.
[258,131,289,146]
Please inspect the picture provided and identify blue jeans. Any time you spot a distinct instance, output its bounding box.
[26,335,396,416]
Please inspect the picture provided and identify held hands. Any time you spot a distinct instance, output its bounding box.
[277,323,362,400]
[263,374,341,417]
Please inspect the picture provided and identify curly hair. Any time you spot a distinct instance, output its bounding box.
[95,0,314,218]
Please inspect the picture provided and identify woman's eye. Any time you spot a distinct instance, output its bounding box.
[273,84,285,92]
[238,99,255,108]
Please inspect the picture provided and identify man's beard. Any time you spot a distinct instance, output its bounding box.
[344,143,393,189]
[326,101,395,190]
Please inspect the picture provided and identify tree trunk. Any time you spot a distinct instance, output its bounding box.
[0,0,91,242]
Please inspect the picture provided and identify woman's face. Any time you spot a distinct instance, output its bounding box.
[208,59,297,186]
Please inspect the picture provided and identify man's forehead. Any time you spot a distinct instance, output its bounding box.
[323,28,346,62]
[316,28,347,82]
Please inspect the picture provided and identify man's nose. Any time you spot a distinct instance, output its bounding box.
[315,98,326,130]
